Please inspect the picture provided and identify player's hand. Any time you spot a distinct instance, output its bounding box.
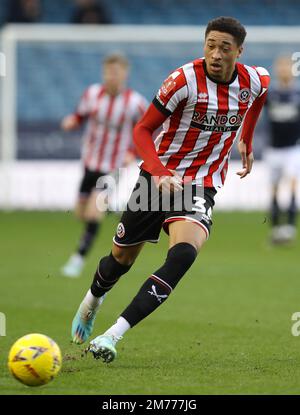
[237,140,254,179]
[61,114,80,131]
[156,169,183,193]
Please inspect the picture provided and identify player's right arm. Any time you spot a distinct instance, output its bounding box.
[133,104,183,192]
[237,67,270,178]
[61,85,97,132]
[61,114,82,131]
[133,68,188,191]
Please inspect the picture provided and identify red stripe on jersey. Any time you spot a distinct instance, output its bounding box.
[84,87,106,167]
[237,63,251,97]
[216,64,252,184]
[203,132,234,187]
[221,159,228,185]
[236,64,252,117]
[204,66,251,186]
[256,75,270,96]
[259,75,269,89]
[184,82,229,182]
[157,98,188,156]
[236,64,252,119]
[252,66,270,91]
[95,95,116,171]
[165,60,207,170]
[110,89,132,170]
[215,65,251,184]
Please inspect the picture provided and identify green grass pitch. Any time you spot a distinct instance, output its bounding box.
[0,210,299,395]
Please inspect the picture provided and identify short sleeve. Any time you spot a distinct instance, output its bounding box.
[254,67,270,98]
[153,68,188,116]
[76,84,101,118]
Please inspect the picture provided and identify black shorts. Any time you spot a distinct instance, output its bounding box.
[79,168,106,198]
[113,169,217,246]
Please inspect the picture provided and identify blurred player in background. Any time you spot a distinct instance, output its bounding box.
[264,56,300,244]
[61,53,148,277]
[71,17,270,362]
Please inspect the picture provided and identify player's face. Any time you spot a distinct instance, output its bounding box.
[204,31,243,82]
[103,62,129,94]
[275,57,293,85]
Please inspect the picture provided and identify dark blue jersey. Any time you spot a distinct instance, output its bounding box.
[265,85,300,148]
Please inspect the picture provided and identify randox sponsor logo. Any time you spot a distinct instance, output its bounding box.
[191,112,243,132]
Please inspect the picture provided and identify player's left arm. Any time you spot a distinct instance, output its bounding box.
[237,68,270,179]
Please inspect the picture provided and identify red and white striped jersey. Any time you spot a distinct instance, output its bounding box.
[76,84,148,173]
[153,58,270,187]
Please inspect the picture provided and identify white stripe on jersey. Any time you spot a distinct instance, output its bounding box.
[154,118,170,150]
[165,85,188,114]
[78,84,147,173]
[156,63,199,164]
[100,94,124,173]
[188,78,218,180]
[211,76,241,187]
[84,93,111,171]
[245,66,261,103]
[255,67,270,77]
[154,59,270,187]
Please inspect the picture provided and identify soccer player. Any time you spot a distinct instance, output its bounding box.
[264,56,300,244]
[71,16,270,362]
[61,54,148,277]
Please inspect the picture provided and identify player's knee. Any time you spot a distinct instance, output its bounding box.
[166,242,197,274]
[112,246,138,266]
[84,213,101,223]
[151,243,198,292]
[101,252,133,277]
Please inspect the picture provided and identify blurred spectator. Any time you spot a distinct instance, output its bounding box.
[71,0,110,24]
[7,0,41,23]
[264,56,300,244]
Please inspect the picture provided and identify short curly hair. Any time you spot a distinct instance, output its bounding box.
[205,16,247,46]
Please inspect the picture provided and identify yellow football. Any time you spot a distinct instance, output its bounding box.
[8,333,62,386]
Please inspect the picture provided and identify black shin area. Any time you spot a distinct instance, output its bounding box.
[121,243,197,327]
[90,252,132,297]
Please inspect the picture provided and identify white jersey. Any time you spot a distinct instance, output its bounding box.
[76,84,148,173]
[153,58,270,187]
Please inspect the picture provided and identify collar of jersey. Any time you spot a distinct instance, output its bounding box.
[203,60,238,85]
